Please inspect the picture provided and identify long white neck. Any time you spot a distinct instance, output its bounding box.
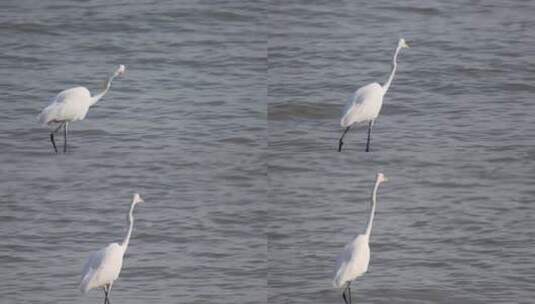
[89,73,117,106]
[121,202,136,251]
[382,45,401,94]
[364,180,381,237]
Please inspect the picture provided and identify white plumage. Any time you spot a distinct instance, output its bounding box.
[333,173,387,304]
[79,193,143,304]
[37,64,125,153]
[38,87,93,125]
[333,234,370,289]
[340,83,385,128]
[338,39,409,152]
[80,243,125,293]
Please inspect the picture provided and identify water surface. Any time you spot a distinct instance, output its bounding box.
[0,1,266,303]
[268,1,535,303]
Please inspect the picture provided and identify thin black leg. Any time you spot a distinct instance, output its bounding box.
[348,283,352,304]
[103,287,108,304]
[342,289,349,304]
[338,126,351,152]
[50,123,64,154]
[107,284,112,304]
[50,133,58,153]
[63,122,68,153]
[365,121,373,152]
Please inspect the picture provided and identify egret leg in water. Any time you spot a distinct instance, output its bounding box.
[348,283,352,304]
[38,65,125,154]
[108,284,113,304]
[337,39,408,153]
[103,283,113,304]
[63,121,69,153]
[333,174,387,304]
[365,121,373,153]
[342,282,352,304]
[79,194,144,304]
[103,285,109,304]
[338,126,351,152]
[50,122,65,154]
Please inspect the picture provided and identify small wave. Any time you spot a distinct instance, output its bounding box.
[269,102,339,121]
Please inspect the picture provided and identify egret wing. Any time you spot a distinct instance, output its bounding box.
[38,87,91,125]
[333,240,354,288]
[340,83,384,127]
[79,243,124,293]
[333,234,370,288]
[79,247,106,293]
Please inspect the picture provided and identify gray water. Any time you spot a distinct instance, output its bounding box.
[1,0,534,304]
[267,1,535,304]
[0,1,266,303]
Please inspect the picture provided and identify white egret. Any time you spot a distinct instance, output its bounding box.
[37,64,126,153]
[333,173,387,304]
[338,39,409,152]
[79,193,144,304]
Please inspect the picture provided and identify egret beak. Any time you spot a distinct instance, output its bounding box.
[115,65,126,77]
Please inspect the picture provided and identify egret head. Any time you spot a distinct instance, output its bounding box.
[132,193,144,204]
[377,173,388,184]
[398,38,409,49]
[114,64,126,77]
